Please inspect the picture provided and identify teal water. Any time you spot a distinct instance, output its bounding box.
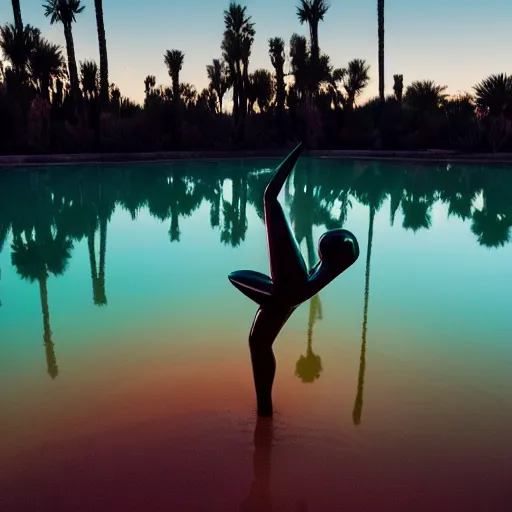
[0,159,511,511]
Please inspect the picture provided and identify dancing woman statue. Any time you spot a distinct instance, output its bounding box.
[229,143,359,416]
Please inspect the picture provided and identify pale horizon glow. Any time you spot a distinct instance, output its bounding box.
[1,0,511,105]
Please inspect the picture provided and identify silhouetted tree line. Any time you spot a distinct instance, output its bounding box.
[1,1,512,154]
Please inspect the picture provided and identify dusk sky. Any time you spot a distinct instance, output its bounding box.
[1,0,511,104]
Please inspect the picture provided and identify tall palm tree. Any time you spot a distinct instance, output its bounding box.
[296,0,330,64]
[289,33,309,100]
[93,0,109,108]
[28,37,66,101]
[377,0,385,102]
[11,0,23,34]
[164,49,184,104]
[43,0,85,100]
[206,58,230,113]
[222,2,255,139]
[268,37,286,116]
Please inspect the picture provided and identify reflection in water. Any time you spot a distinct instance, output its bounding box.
[10,228,73,379]
[352,205,374,425]
[240,418,274,512]
[295,295,323,383]
[1,160,512,386]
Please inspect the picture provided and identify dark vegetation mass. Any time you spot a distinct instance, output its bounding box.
[1,0,512,155]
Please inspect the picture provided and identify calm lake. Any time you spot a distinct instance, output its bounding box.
[0,158,511,511]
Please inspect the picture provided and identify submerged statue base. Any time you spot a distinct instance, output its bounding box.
[229,143,359,417]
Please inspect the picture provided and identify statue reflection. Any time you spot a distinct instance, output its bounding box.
[240,418,310,512]
[240,418,274,512]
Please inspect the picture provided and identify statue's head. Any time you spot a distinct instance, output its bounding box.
[317,229,359,273]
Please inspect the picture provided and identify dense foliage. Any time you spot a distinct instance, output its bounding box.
[1,1,512,154]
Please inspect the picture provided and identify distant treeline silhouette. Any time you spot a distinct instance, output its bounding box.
[1,1,512,154]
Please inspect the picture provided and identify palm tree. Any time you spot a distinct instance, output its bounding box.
[179,82,197,107]
[43,0,85,100]
[268,37,286,116]
[93,0,109,108]
[393,74,403,103]
[289,33,309,100]
[404,80,447,111]
[296,0,330,64]
[28,37,66,101]
[222,2,255,140]
[164,49,184,104]
[80,59,98,99]
[11,0,23,34]
[473,74,512,118]
[206,58,230,113]
[377,0,385,102]
[248,69,273,113]
[332,59,371,110]
[0,23,40,79]
[144,74,156,99]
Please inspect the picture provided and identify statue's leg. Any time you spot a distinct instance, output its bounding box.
[248,306,293,417]
[264,199,308,286]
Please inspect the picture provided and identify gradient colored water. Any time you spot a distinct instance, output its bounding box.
[1,159,511,512]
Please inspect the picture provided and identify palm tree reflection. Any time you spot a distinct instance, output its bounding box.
[295,294,323,383]
[11,226,73,379]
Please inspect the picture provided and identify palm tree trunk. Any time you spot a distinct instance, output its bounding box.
[97,215,107,305]
[169,209,180,242]
[11,0,23,34]
[63,22,80,100]
[88,228,98,304]
[352,205,375,425]
[94,0,109,109]
[377,0,385,102]
[172,71,180,104]
[311,23,319,64]
[240,174,247,231]
[39,273,58,379]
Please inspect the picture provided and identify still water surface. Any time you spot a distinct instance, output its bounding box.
[0,159,511,511]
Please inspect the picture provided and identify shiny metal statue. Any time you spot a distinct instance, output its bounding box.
[229,142,359,416]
